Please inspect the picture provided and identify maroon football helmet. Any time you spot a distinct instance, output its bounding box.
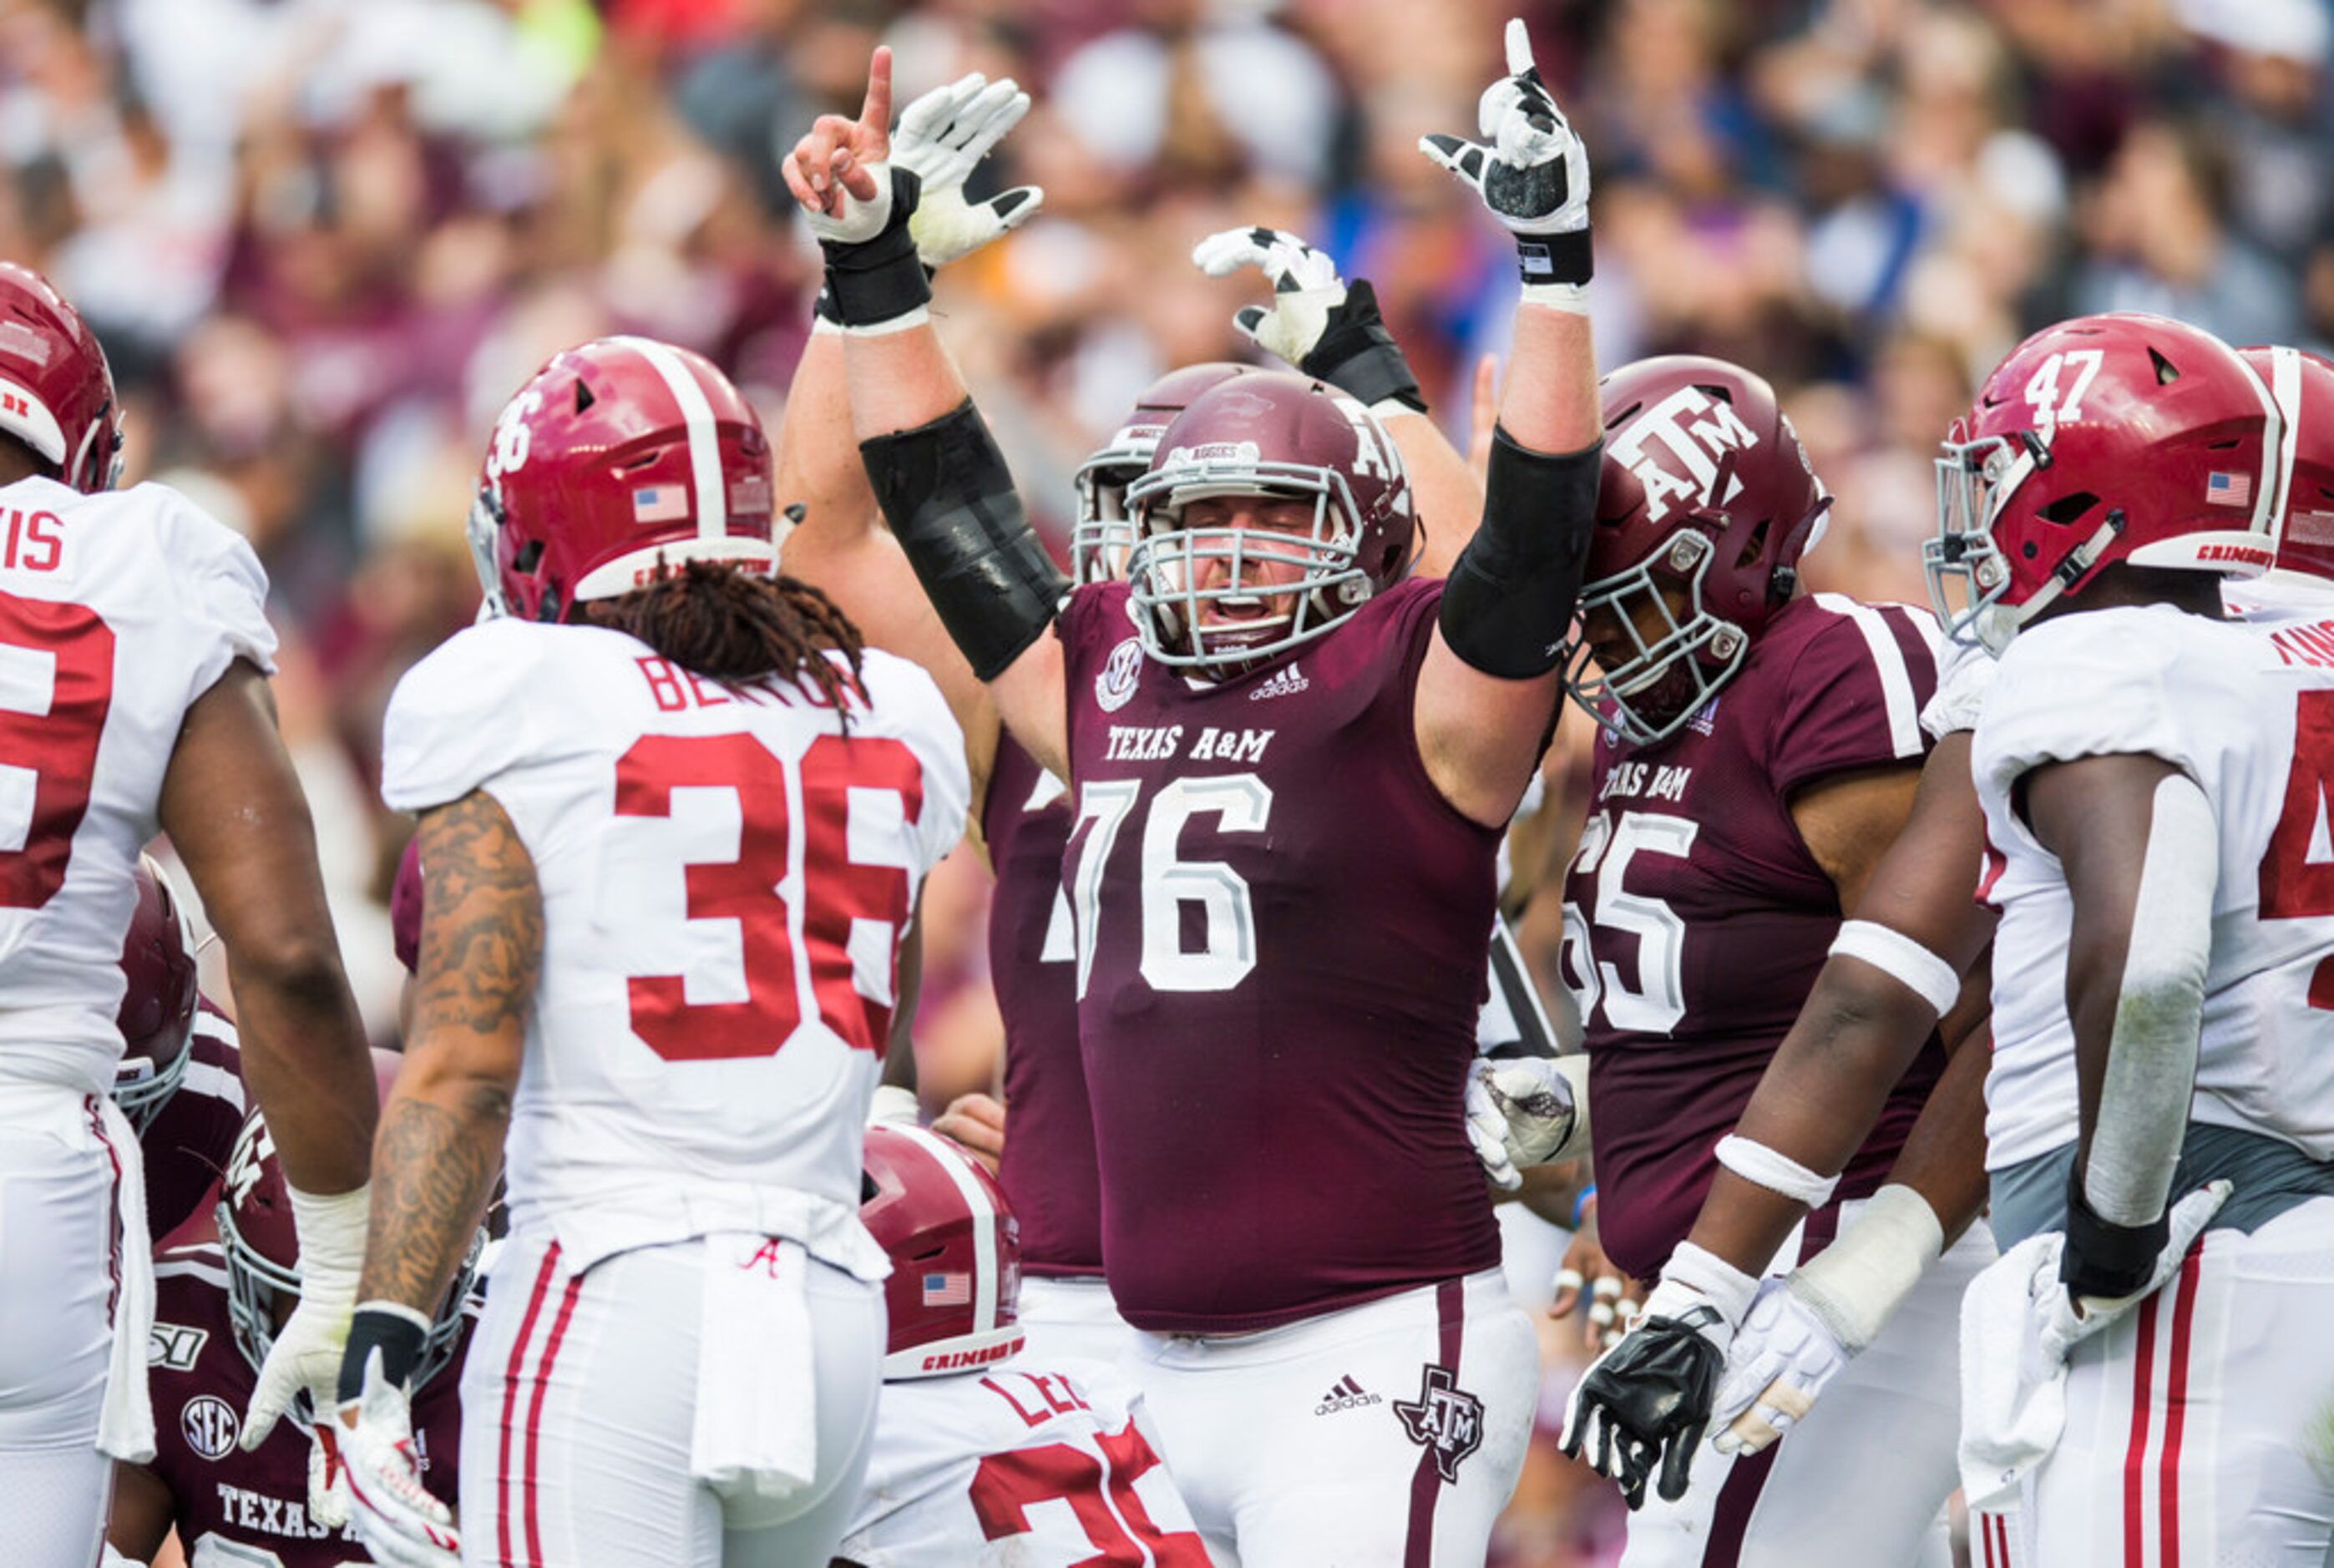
[1927,312,2279,652]
[218,1050,483,1394]
[2240,345,2334,584]
[1072,362,1257,584]
[1563,356,1832,745]
[111,854,199,1134]
[1124,371,1415,672]
[467,336,782,623]
[862,1125,1023,1380]
[0,262,121,493]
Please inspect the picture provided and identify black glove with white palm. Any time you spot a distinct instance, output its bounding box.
[1190,226,1425,414]
[1420,18,1592,301]
[1558,1241,1758,1509]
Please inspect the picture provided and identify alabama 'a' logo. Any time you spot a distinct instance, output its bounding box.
[1394,1365,1484,1483]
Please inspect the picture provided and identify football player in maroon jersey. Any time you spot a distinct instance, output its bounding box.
[112,856,253,1242]
[1531,350,1998,1565]
[1566,333,2334,1560]
[108,1051,481,1567]
[789,19,1602,1558]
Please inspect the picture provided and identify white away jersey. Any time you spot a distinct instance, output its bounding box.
[381,620,967,1273]
[1972,603,2334,1168]
[0,476,275,1095]
[839,1363,1205,1567]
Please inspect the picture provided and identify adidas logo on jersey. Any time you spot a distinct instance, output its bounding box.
[1687,695,1721,736]
[1314,1374,1382,1416]
[1249,662,1310,701]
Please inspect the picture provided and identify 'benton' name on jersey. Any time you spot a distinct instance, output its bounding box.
[2270,619,2334,670]
[1597,761,1694,803]
[635,655,852,714]
[1102,725,1274,765]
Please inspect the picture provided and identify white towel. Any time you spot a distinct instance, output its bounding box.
[1956,1232,2065,1514]
[91,1092,156,1463]
[690,1232,818,1505]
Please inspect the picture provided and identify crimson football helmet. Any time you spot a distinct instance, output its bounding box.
[862,1125,1023,1379]
[467,336,782,623]
[1927,312,2279,653]
[1124,371,1415,671]
[1562,356,1832,745]
[111,855,200,1134]
[2240,344,2334,584]
[1071,362,1256,584]
[218,1050,483,1395]
[0,262,121,493]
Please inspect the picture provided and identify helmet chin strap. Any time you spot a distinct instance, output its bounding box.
[1996,508,2126,646]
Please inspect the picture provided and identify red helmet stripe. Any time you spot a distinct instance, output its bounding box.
[889,1125,1000,1334]
[614,335,727,540]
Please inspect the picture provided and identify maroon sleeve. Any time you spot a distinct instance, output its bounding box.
[1769,602,1939,797]
[392,837,423,974]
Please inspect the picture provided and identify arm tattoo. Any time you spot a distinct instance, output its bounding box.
[362,790,542,1312]
[359,1091,506,1310]
[412,791,544,1036]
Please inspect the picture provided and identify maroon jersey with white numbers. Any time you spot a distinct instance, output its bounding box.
[984,735,1102,1277]
[1059,576,1503,1334]
[140,999,245,1242]
[138,1240,468,1565]
[1557,594,1945,1282]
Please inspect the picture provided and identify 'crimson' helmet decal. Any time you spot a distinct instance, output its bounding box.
[862,1125,1023,1379]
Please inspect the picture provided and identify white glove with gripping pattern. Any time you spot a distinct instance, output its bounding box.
[1192,226,1348,369]
[339,1349,462,1568]
[1464,1056,1579,1191]
[1709,1276,1850,1455]
[1420,18,1592,288]
[893,73,1041,268]
[244,1182,368,1461]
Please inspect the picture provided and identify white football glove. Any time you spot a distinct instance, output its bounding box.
[1421,17,1592,296]
[1192,226,1348,369]
[243,1182,368,1450]
[1463,1055,1580,1191]
[2031,1180,2230,1364]
[339,1349,462,1568]
[893,73,1040,268]
[1709,1276,1850,1455]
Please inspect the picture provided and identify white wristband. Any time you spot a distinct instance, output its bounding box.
[1828,920,1962,1016]
[1517,281,1591,316]
[1714,1134,1840,1209]
[838,306,932,338]
[868,1084,920,1126]
[286,1181,371,1284]
[1790,1183,1944,1352]
[1659,1240,1761,1329]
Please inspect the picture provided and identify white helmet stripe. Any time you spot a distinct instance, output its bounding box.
[2271,346,2303,563]
[2242,343,2285,544]
[889,1125,999,1335]
[612,336,727,540]
[0,376,67,464]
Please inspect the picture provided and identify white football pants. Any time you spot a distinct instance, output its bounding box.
[1017,1275,1138,1373]
[1130,1267,1537,1567]
[460,1228,884,1568]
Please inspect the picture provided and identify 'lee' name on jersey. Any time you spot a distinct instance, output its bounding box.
[1103,725,1274,764]
[1597,761,1694,803]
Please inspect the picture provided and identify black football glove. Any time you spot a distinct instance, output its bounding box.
[1558,1283,1730,1508]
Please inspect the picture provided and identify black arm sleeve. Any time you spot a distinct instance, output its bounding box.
[860,400,1069,682]
[1437,426,1602,678]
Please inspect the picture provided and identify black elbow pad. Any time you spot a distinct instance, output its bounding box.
[1438,427,1602,678]
[861,401,1068,682]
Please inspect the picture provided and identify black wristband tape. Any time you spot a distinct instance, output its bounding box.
[819,167,932,329]
[1439,427,1602,678]
[1517,230,1594,287]
[2059,1170,2171,1301]
[339,1305,431,1404]
[1301,280,1426,414]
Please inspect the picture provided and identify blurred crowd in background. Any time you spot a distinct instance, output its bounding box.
[8,0,2329,1560]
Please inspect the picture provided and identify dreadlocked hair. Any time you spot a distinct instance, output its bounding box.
[577,559,869,721]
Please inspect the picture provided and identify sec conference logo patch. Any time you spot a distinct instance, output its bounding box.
[1394,1366,1484,1483]
[1095,637,1143,713]
[182,1393,240,1459]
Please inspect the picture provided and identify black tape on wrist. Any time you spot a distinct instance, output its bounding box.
[820,167,932,329]
[1517,230,1594,287]
[1438,426,1602,678]
[2059,1170,2170,1301]
[862,400,1068,681]
[1302,280,1426,414]
[338,1306,430,1404]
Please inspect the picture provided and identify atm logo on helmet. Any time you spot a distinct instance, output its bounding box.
[222,1118,274,1210]
[1610,386,1760,524]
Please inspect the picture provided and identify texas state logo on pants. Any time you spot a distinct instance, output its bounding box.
[1127,1269,1536,1566]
